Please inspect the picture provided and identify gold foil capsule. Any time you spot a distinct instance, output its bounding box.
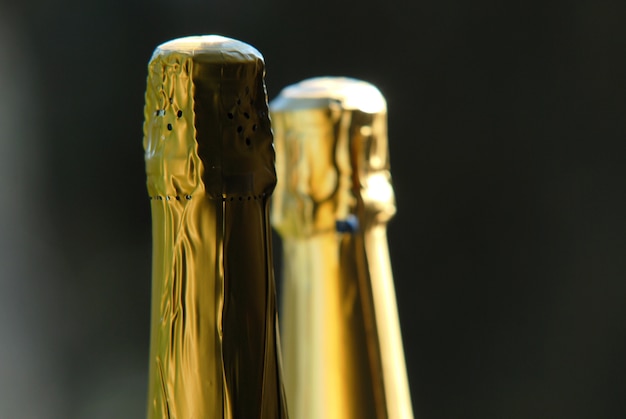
[271,77,414,419]
[143,35,288,419]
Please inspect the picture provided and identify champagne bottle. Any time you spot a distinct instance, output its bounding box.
[270,77,414,419]
[143,35,288,419]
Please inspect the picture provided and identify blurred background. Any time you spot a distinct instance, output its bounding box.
[1,0,625,418]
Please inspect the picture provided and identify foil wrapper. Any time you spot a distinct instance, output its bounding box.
[271,77,414,419]
[143,35,288,419]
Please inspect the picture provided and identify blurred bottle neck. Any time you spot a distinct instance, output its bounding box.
[279,222,413,419]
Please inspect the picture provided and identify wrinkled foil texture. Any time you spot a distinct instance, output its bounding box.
[143,35,288,419]
[271,77,414,419]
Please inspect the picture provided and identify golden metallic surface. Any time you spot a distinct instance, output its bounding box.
[143,35,288,419]
[271,77,414,419]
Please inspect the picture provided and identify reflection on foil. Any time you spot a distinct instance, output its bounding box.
[144,35,288,419]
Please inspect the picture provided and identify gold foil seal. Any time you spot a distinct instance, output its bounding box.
[144,35,288,419]
[271,77,414,419]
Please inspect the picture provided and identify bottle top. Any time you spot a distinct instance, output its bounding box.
[153,35,264,63]
[270,77,395,238]
[270,76,386,113]
[144,35,275,201]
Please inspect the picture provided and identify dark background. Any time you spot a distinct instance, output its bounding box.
[1,0,625,418]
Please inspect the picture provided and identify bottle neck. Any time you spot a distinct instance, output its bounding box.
[281,230,377,419]
[147,195,287,419]
[280,223,412,419]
